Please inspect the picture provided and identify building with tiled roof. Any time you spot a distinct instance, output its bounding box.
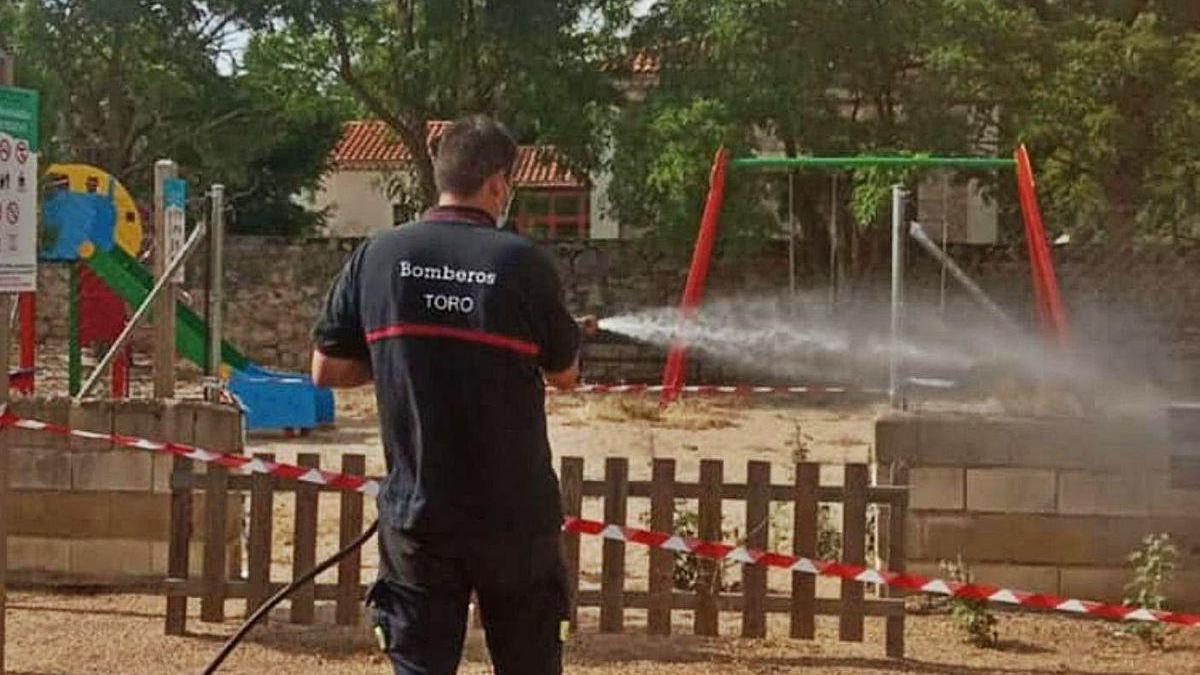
[314,120,609,239]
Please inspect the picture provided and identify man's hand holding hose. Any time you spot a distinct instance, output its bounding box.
[575,315,599,337]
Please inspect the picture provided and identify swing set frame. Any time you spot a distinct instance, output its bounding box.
[659,146,1068,405]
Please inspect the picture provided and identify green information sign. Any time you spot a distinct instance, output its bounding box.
[0,85,39,150]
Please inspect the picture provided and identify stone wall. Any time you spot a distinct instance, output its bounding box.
[3,398,242,586]
[27,237,1200,393]
[876,412,1200,608]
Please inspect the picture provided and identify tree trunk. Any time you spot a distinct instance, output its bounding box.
[1104,168,1138,255]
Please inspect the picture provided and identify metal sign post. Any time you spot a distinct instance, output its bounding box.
[0,47,32,674]
[889,186,908,410]
[206,185,225,402]
[0,47,12,675]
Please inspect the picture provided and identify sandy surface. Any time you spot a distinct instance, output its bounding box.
[7,388,1197,674]
[251,388,880,587]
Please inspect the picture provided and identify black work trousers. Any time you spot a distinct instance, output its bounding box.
[368,525,569,675]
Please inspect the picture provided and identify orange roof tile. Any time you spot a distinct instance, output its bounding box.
[330,120,586,189]
[630,50,662,74]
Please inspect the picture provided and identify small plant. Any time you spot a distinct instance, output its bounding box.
[641,502,738,592]
[787,421,813,463]
[940,555,999,648]
[1123,533,1178,648]
[769,501,791,552]
[668,506,702,591]
[865,505,879,564]
[817,504,841,561]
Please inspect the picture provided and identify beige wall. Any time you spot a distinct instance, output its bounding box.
[876,413,1200,609]
[315,167,614,239]
[4,398,243,586]
[313,170,394,237]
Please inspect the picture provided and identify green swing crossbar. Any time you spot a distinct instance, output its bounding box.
[730,155,1017,170]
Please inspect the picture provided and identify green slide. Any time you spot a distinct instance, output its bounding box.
[84,246,252,373]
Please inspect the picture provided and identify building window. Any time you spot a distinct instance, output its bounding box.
[513,189,589,240]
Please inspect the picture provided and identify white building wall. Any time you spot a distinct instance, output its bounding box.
[917,175,999,245]
[313,170,393,237]
[588,139,620,240]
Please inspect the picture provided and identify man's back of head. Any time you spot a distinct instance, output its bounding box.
[434,115,518,199]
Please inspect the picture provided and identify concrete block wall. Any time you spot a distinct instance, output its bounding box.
[2,398,243,586]
[877,413,1200,608]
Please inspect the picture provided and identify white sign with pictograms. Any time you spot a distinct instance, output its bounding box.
[163,178,187,283]
[0,131,37,291]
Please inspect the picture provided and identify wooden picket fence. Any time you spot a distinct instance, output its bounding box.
[560,457,909,657]
[163,452,368,634]
[164,454,908,658]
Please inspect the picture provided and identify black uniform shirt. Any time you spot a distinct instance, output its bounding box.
[313,206,579,535]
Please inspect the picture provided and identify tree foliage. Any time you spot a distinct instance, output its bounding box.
[1019,9,1200,247]
[1,0,348,235]
[612,0,1200,265]
[7,0,1200,248]
[228,0,634,209]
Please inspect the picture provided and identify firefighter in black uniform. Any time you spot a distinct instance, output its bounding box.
[311,115,592,675]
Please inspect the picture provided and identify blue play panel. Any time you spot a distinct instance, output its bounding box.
[228,365,335,432]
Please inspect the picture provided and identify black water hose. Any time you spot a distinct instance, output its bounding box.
[200,519,380,674]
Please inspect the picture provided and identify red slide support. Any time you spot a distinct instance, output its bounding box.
[660,147,731,404]
[79,265,132,398]
[1014,145,1069,346]
[15,292,35,394]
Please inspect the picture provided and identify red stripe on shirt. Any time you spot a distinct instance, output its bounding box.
[365,322,540,356]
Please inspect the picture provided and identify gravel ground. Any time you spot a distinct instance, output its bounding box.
[5,592,1200,674]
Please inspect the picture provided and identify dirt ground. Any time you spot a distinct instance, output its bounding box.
[6,591,1200,675]
[5,388,1200,674]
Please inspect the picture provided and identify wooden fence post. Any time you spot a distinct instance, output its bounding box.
[195,405,237,624]
[560,457,584,629]
[164,405,196,635]
[291,453,320,624]
[201,464,229,622]
[885,464,909,658]
[152,159,178,399]
[695,459,723,636]
[245,453,275,620]
[839,464,868,642]
[600,458,628,633]
[791,462,818,639]
[336,455,366,625]
[648,458,676,636]
[742,461,770,638]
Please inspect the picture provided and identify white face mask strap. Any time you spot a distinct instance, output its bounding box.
[499,183,516,230]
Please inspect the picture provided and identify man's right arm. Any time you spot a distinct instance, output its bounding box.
[311,350,373,388]
[311,242,373,388]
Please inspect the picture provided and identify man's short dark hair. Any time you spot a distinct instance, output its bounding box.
[433,115,518,196]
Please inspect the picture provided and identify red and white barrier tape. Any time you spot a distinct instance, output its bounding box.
[550,384,882,396]
[0,410,381,498]
[563,517,1200,627]
[2,409,1196,629]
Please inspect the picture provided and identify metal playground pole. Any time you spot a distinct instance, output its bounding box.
[889,186,908,409]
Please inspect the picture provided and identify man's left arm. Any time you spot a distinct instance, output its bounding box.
[526,249,585,390]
